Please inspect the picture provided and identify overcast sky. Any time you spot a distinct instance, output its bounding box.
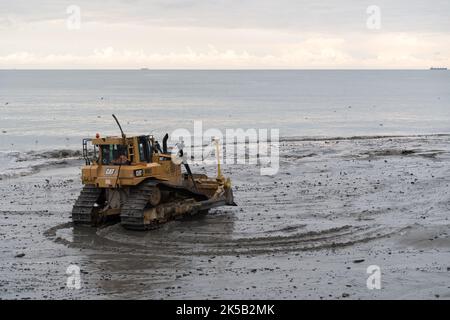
[1,0,449,68]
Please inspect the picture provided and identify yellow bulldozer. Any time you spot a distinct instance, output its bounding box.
[72,115,236,230]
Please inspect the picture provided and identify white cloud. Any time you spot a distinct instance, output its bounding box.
[2,32,449,69]
[0,0,449,68]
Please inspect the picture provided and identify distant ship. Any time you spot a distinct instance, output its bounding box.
[430,67,447,70]
[140,67,149,71]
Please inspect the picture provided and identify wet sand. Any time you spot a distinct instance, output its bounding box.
[0,135,449,299]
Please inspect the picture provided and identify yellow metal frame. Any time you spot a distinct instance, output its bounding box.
[83,135,181,188]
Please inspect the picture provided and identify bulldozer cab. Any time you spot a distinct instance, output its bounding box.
[84,135,164,166]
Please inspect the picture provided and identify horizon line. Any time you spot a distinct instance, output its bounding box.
[0,68,445,71]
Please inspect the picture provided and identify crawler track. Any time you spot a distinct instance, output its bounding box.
[72,181,219,230]
[120,181,208,230]
[120,183,156,230]
[71,185,102,225]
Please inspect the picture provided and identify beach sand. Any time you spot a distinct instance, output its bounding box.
[0,135,449,299]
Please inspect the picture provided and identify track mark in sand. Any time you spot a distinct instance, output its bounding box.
[44,222,150,251]
[94,223,400,257]
[157,225,399,256]
[45,219,401,257]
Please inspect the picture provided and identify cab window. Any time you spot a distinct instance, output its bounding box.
[138,137,152,163]
[100,144,128,165]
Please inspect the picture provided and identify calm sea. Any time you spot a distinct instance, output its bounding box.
[0,70,449,152]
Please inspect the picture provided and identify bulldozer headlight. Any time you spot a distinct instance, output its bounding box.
[134,169,144,177]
